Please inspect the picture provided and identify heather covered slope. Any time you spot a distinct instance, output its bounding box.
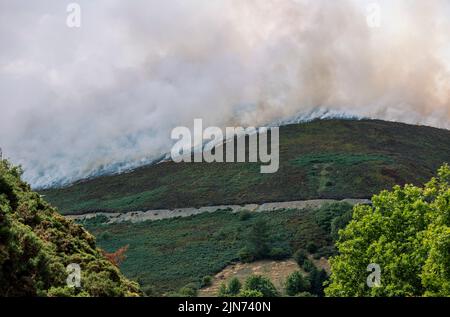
[0,160,140,296]
[42,119,450,215]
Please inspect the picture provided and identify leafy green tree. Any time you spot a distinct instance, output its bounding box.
[326,164,450,297]
[293,249,308,266]
[285,271,310,296]
[243,275,279,297]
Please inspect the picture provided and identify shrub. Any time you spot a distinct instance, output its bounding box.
[315,246,337,258]
[296,292,316,297]
[227,277,242,296]
[302,259,316,273]
[314,202,353,234]
[330,209,353,241]
[269,247,290,260]
[201,275,213,288]
[142,285,156,297]
[239,210,252,221]
[218,283,228,297]
[309,268,328,296]
[238,247,255,263]
[306,242,318,254]
[293,249,308,266]
[249,220,271,259]
[285,271,310,296]
[243,275,279,297]
[178,283,198,297]
[238,289,264,297]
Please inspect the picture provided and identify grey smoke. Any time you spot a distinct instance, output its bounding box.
[0,0,449,188]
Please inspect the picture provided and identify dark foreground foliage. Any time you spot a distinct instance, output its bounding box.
[0,160,140,296]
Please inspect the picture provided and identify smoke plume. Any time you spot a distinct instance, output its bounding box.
[0,0,449,188]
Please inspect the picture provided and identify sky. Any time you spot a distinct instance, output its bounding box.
[0,0,449,188]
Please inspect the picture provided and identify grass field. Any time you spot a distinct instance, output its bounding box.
[42,119,450,215]
[79,206,339,295]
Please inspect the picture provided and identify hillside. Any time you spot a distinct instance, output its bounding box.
[0,160,140,296]
[78,202,350,295]
[42,119,450,215]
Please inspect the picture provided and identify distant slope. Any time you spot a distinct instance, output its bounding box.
[42,119,450,215]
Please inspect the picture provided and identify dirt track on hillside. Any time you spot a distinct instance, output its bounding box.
[66,198,371,224]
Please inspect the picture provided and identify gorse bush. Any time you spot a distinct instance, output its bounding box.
[0,160,140,297]
[326,164,450,297]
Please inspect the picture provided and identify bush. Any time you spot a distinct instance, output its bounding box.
[238,289,264,297]
[239,210,252,221]
[315,246,337,258]
[296,292,316,297]
[178,283,198,297]
[218,283,228,297]
[249,220,271,259]
[330,209,353,241]
[293,249,308,266]
[227,278,242,296]
[243,275,279,297]
[142,285,156,297]
[201,276,213,288]
[314,202,353,234]
[285,271,311,296]
[302,259,316,273]
[306,242,318,254]
[238,247,255,263]
[269,247,290,260]
[309,268,328,296]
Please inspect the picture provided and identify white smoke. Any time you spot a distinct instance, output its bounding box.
[0,0,449,188]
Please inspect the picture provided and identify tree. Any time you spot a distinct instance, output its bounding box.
[293,249,308,266]
[249,220,271,259]
[309,268,328,296]
[285,271,310,296]
[216,277,242,296]
[326,164,450,297]
[227,277,242,296]
[243,275,279,297]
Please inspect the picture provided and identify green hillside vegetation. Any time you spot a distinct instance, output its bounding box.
[326,164,450,297]
[42,119,450,214]
[79,202,353,296]
[0,160,140,296]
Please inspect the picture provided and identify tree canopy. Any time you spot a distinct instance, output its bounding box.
[326,164,450,297]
